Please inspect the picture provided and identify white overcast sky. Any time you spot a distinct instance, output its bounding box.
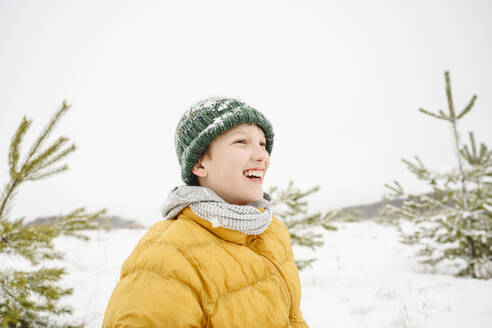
[1,0,491,226]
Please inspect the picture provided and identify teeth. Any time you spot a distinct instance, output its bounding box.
[243,170,263,178]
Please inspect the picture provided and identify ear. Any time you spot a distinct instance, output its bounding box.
[192,156,208,178]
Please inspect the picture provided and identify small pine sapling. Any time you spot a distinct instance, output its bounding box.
[384,72,492,278]
[268,180,338,270]
[0,101,107,326]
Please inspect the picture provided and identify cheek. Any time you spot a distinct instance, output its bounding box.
[263,154,270,172]
[215,151,246,177]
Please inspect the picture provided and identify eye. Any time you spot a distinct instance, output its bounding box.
[235,139,246,144]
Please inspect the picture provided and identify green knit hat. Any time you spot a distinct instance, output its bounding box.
[175,97,274,186]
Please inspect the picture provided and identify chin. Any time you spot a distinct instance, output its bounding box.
[234,184,263,204]
[247,191,264,203]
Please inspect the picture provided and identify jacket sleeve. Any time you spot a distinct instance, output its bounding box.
[276,217,310,328]
[288,258,310,328]
[102,269,204,328]
[291,310,309,328]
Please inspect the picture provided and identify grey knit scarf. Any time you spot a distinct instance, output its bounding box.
[161,185,272,235]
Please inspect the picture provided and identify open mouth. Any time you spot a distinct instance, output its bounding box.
[243,169,264,183]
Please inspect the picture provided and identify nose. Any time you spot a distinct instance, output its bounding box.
[252,144,269,162]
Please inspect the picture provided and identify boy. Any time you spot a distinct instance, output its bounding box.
[103,97,308,327]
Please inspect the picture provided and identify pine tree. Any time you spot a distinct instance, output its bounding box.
[0,101,107,326]
[384,72,492,279]
[268,180,338,270]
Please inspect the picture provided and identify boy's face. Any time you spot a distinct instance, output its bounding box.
[192,123,270,205]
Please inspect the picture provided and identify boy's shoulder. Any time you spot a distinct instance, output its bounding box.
[136,213,216,250]
[269,215,291,240]
[119,214,217,280]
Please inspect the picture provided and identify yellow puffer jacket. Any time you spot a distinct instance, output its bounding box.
[103,206,308,328]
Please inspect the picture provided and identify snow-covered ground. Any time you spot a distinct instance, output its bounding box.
[296,221,492,327]
[31,221,492,327]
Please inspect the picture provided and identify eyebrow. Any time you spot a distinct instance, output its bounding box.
[229,132,266,142]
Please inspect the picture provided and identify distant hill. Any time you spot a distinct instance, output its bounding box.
[25,215,145,229]
[333,190,449,221]
[334,198,405,221]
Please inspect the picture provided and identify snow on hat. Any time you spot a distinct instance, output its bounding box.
[175,97,274,186]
